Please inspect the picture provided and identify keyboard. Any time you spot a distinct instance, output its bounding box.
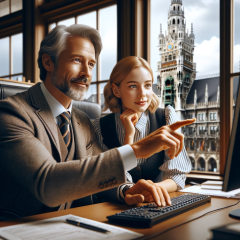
[107,193,211,228]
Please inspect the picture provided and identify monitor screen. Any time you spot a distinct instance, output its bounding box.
[222,77,240,192]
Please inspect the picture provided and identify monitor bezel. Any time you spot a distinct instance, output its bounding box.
[222,78,240,192]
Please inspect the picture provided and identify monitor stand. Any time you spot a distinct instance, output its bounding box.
[229,209,240,219]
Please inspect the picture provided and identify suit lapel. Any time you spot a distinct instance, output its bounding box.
[28,83,62,161]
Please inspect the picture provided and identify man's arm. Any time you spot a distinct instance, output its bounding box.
[0,98,126,207]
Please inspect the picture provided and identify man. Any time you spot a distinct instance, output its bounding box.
[0,24,194,219]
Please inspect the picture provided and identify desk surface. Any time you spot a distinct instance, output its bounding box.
[1,192,240,240]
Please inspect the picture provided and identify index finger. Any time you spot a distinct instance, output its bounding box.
[169,118,196,131]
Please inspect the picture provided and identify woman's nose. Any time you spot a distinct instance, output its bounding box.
[138,87,146,98]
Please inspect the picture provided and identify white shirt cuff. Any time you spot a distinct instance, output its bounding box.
[117,145,137,172]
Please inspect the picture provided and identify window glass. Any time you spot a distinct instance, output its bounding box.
[58,18,75,27]
[99,5,117,80]
[49,23,56,32]
[0,37,10,77]
[12,75,22,82]
[85,84,97,103]
[0,0,9,17]
[11,0,22,13]
[12,33,23,74]
[77,11,96,29]
[233,0,240,73]
[151,0,220,173]
[100,82,107,109]
[77,11,97,82]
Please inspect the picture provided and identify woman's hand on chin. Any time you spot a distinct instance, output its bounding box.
[120,109,139,145]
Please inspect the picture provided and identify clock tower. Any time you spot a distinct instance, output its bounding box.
[157,0,196,120]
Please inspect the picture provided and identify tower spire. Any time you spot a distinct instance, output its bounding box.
[160,24,162,34]
[191,23,193,34]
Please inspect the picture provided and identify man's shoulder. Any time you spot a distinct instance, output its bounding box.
[0,88,31,109]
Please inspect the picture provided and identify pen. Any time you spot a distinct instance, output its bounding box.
[66,218,111,234]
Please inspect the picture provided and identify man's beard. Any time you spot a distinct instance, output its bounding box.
[51,69,90,101]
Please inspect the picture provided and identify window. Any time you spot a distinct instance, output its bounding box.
[210,126,217,135]
[188,127,193,135]
[211,141,216,151]
[0,0,22,17]
[198,113,205,121]
[0,33,23,81]
[210,112,217,120]
[48,5,117,109]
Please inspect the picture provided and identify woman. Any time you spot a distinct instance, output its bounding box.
[92,56,192,202]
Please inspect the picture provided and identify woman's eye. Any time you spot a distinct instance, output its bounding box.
[89,63,95,67]
[146,84,152,88]
[129,85,137,88]
[74,58,80,63]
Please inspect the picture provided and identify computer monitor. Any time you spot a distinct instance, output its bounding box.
[222,77,240,219]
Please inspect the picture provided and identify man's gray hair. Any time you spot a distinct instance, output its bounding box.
[37,24,102,81]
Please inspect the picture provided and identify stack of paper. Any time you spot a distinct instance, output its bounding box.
[179,185,240,198]
[201,181,223,190]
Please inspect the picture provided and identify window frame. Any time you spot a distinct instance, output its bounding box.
[0,32,23,81]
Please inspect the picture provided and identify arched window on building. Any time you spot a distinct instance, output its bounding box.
[173,6,175,11]
[178,6,180,11]
[208,158,217,172]
[177,19,180,24]
[182,20,184,24]
[173,19,175,25]
[169,55,172,61]
[173,54,176,60]
[190,157,195,170]
[179,33,180,38]
[165,80,171,86]
[197,158,205,171]
[165,56,167,62]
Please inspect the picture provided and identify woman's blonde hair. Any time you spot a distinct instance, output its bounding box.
[103,56,160,113]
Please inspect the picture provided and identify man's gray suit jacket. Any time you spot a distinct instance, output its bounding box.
[0,83,126,218]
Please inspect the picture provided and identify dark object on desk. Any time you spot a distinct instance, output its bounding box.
[210,222,240,240]
[222,76,240,220]
[66,218,111,233]
[107,194,211,228]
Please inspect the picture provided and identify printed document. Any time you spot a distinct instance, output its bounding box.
[0,214,143,240]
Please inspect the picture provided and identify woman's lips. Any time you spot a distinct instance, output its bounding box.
[135,101,147,106]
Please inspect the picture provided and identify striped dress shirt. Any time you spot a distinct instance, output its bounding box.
[92,105,191,193]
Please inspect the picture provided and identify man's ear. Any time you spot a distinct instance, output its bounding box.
[112,83,121,98]
[42,53,54,72]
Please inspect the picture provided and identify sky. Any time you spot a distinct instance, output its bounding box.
[150,0,240,83]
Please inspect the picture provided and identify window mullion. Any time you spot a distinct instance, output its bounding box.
[219,0,234,175]
[96,9,101,105]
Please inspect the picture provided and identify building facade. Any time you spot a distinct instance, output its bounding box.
[157,0,196,120]
[156,0,221,173]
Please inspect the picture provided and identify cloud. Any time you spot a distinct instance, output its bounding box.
[194,36,220,76]
[234,44,240,72]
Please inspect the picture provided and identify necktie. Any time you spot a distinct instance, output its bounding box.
[59,111,71,150]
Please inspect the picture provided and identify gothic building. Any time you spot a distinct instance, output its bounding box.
[157,0,196,120]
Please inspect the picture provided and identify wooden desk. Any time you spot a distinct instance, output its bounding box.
[0,192,240,240]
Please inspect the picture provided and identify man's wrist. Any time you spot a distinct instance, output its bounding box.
[130,143,140,159]
[122,185,132,197]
